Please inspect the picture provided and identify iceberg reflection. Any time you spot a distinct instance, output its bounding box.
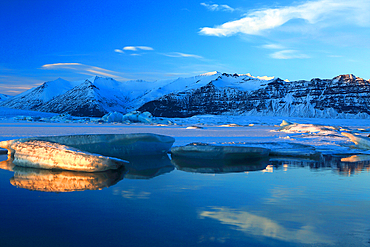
[124,155,174,179]
[10,165,125,192]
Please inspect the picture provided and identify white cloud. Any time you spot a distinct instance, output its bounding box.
[201,3,234,12]
[162,52,203,59]
[114,49,124,54]
[270,50,310,59]
[41,63,127,80]
[199,0,370,36]
[123,46,154,51]
[262,44,285,49]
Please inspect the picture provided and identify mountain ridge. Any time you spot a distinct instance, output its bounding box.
[1,72,370,118]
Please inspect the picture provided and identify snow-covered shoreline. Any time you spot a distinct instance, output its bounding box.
[0,114,370,157]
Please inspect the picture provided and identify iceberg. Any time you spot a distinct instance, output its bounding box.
[239,142,321,159]
[171,143,270,160]
[0,133,175,172]
[10,166,125,192]
[172,156,268,174]
[2,140,127,172]
[342,132,370,149]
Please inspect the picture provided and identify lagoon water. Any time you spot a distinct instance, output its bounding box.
[1,153,370,247]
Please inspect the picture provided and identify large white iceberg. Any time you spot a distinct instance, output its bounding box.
[0,133,175,172]
[2,140,127,172]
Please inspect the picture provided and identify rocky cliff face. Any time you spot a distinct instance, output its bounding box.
[139,74,370,118]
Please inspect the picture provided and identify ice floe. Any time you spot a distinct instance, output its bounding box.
[0,133,175,172]
[171,143,270,160]
[2,140,127,172]
[341,132,370,149]
[172,156,268,174]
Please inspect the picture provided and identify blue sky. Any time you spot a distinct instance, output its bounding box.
[1,0,370,95]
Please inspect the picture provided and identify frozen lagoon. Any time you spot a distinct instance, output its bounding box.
[0,116,370,246]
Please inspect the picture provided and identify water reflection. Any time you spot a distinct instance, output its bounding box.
[10,165,125,192]
[200,207,333,245]
[171,156,268,173]
[0,154,175,191]
[123,155,174,179]
[270,154,370,176]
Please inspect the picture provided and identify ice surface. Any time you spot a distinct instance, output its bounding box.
[10,166,125,192]
[31,133,175,158]
[342,132,370,149]
[1,140,127,172]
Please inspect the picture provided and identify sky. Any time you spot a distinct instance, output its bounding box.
[1,0,370,95]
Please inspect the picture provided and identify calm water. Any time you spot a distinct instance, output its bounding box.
[0,154,370,247]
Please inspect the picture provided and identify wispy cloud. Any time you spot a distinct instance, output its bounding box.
[41,63,127,80]
[114,49,124,54]
[201,2,234,12]
[0,75,43,95]
[199,0,370,36]
[270,50,310,59]
[162,52,203,59]
[262,44,285,50]
[123,46,154,51]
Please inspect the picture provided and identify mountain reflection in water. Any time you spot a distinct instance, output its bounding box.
[1,152,370,193]
[270,154,370,176]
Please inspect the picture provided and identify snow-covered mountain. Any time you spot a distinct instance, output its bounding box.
[139,73,370,118]
[1,78,80,110]
[0,93,12,101]
[2,72,370,118]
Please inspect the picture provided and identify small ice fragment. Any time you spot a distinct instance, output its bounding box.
[186,126,204,129]
[280,120,292,127]
[342,132,370,149]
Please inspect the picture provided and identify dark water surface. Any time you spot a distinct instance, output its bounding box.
[0,154,370,247]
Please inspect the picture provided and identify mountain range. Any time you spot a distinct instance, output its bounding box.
[2,72,370,118]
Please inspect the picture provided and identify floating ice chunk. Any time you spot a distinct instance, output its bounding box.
[219,124,243,127]
[280,120,292,127]
[171,143,269,160]
[1,140,127,172]
[342,132,370,149]
[278,123,339,135]
[186,126,204,129]
[172,156,268,174]
[102,111,124,123]
[10,166,125,192]
[0,133,175,160]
